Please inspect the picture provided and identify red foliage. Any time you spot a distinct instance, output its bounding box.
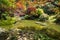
[26,7,36,14]
[16,1,25,10]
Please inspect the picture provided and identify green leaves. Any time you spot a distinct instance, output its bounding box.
[0,0,15,8]
[36,8,44,15]
[0,0,16,25]
[0,17,16,26]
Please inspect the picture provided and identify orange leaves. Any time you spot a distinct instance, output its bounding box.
[16,1,25,10]
[28,7,36,11]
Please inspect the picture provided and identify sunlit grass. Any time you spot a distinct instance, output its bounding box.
[15,20,60,32]
[14,20,45,31]
[0,20,60,32]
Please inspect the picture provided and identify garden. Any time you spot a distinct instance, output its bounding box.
[0,0,60,40]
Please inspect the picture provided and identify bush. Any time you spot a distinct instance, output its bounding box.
[0,17,16,26]
[54,15,60,24]
[38,14,49,22]
[25,8,45,20]
[0,0,16,23]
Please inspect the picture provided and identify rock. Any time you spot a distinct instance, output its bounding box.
[0,28,9,40]
[0,28,6,33]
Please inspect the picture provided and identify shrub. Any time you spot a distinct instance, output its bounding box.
[0,17,16,26]
[54,14,60,24]
[38,14,49,22]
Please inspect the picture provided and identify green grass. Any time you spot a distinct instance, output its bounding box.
[0,20,60,40]
[14,20,45,30]
[47,23,60,32]
[0,20,60,32]
[0,20,44,30]
[16,20,60,32]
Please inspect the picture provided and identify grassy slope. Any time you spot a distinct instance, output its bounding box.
[47,23,60,32]
[14,20,60,32]
[0,20,60,32]
[14,20,44,30]
[0,20,60,40]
